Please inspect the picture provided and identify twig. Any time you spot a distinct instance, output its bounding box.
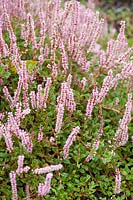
[101,105,123,115]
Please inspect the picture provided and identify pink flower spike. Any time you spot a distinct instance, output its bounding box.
[3,125,13,152]
[26,13,37,49]
[38,183,45,197]
[37,84,43,109]
[86,84,98,117]
[57,82,68,106]
[66,89,76,113]
[26,185,30,200]
[30,91,36,109]
[21,61,29,109]
[16,155,24,175]
[114,93,132,147]
[33,164,63,174]
[114,168,121,195]
[38,173,53,196]
[42,77,52,108]
[55,103,64,134]
[67,74,72,87]
[81,77,87,90]
[38,125,43,142]
[9,171,18,200]
[3,86,13,104]
[63,126,80,159]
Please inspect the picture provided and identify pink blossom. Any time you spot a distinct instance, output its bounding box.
[38,173,53,196]
[3,124,13,152]
[20,130,33,153]
[26,185,30,200]
[68,34,76,57]
[33,164,63,174]
[63,126,80,159]
[86,84,98,117]
[49,137,55,143]
[0,123,4,139]
[37,84,43,109]
[9,171,18,200]
[21,61,29,109]
[120,61,133,79]
[26,13,37,49]
[66,89,76,112]
[55,103,64,134]
[81,77,87,90]
[57,82,68,107]
[67,74,72,88]
[71,1,79,33]
[44,45,49,58]
[97,70,113,103]
[0,26,9,56]
[23,166,30,173]
[42,77,52,108]
[21,24,26,40]
[38,183,45,197]
[38,125,43,142]
[114,168,121,194]
[114,93,132,147]
[39,11,46,47]
[30,91,36,109]
[60,39,68,75]
[12,78,23,108]
[100,50,106,66]
[88,17,104,53]
[16,155,24,174]
[117,47,133,63]
[60,2,73,26]
[19,108,31,119]
[3,86,13,104]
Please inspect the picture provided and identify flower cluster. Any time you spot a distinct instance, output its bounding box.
[63,126,80,159]
[30,77,52,109]
[1,111,32,153]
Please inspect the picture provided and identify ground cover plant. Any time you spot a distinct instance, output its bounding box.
[0,0,133,199]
